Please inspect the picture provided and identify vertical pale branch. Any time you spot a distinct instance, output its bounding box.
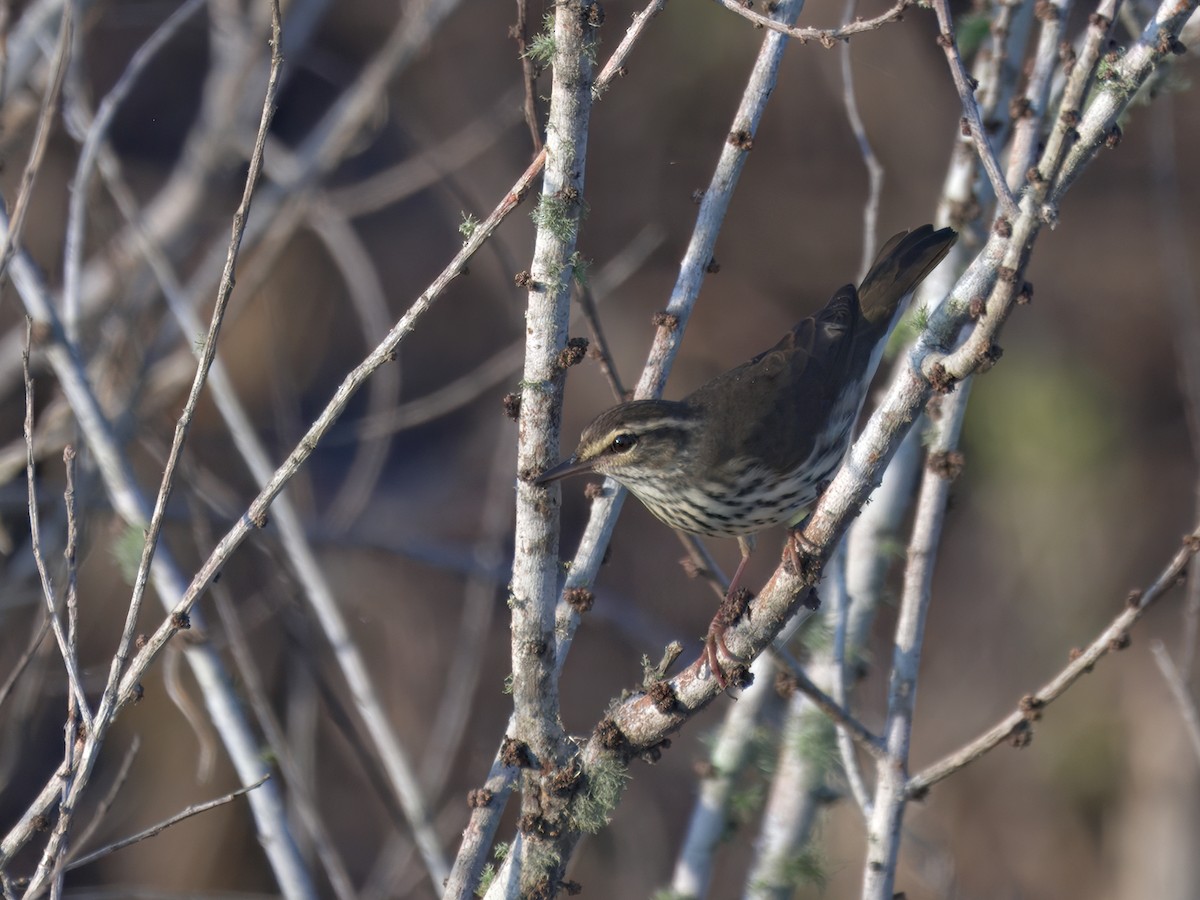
[745,688,833,899]
[670,655,778,898]
[554,0,806,677]
[745,551,875,898]
[473,1,808,893]
[513,0,599,891]
[1005,0,1073,189]
[860,384,970,900]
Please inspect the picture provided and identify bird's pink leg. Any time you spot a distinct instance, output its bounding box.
[704,536,755,688]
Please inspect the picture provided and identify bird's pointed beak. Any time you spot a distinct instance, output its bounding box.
[535,455,594,485]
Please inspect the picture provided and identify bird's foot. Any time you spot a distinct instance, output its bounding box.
[785,529,824,585]
[704,588,753,689]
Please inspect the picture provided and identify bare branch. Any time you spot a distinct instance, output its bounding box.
[907,530,1200,796]
[928,0,1021,221]
[713,0,914,47]
[64,777,271,872]
[22,320,92,731]
[0,1,70,289]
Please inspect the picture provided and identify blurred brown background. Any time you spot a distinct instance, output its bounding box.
[1,0,1198,897]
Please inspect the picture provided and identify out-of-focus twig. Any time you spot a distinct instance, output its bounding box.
[513,0,542,153]
[2,8,316,897]
[63,737,139,871]
[64,776,271,872]
[329,85,525,219]
[0,614,50,715]
[60,0,205,337]
[1151,641,1200,764]
[205,530,358,900]
[670,654,777,899]
[0,2,70,289]
[1149,97,1200,676]
[839,0,882,281]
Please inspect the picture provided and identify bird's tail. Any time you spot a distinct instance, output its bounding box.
[857,224,958,328]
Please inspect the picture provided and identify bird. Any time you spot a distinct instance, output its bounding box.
[537,224,957,686]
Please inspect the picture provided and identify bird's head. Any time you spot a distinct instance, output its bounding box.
[535,400,699,487]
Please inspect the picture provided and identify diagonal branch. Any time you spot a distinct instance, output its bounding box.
[908,530,1200,796]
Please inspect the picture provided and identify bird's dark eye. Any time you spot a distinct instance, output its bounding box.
[610,433,638,453]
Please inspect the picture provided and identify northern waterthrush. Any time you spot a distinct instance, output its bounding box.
[538,224,957,684]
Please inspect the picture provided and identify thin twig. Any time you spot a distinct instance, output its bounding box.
[514,0,543,152]
[1149,97,1200,675]
[53,444,82,899]
[827,549,874,815]
[928,0,1021,221]
[355,343,524,438]
[1150,641,1200,764]
[63,738,140,870]
[839,0,883,281]
[60,0,206,337]
[572,280,627,400]
[422,431,516,791]
[907,529,1200,796]
[344,225,661,441]
[62,445,78,718]
[0,2,70,289]
[22,319,92,731]
[0,614,51,714]
[64,777,271,872]
[303,199,399,533]
[713,0,914,48]
[772,646,886,761]
[329,84,524,218]
[674,531,729,600]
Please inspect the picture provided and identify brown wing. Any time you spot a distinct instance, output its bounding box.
[682,224,957,476]
[683,286,866,474]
